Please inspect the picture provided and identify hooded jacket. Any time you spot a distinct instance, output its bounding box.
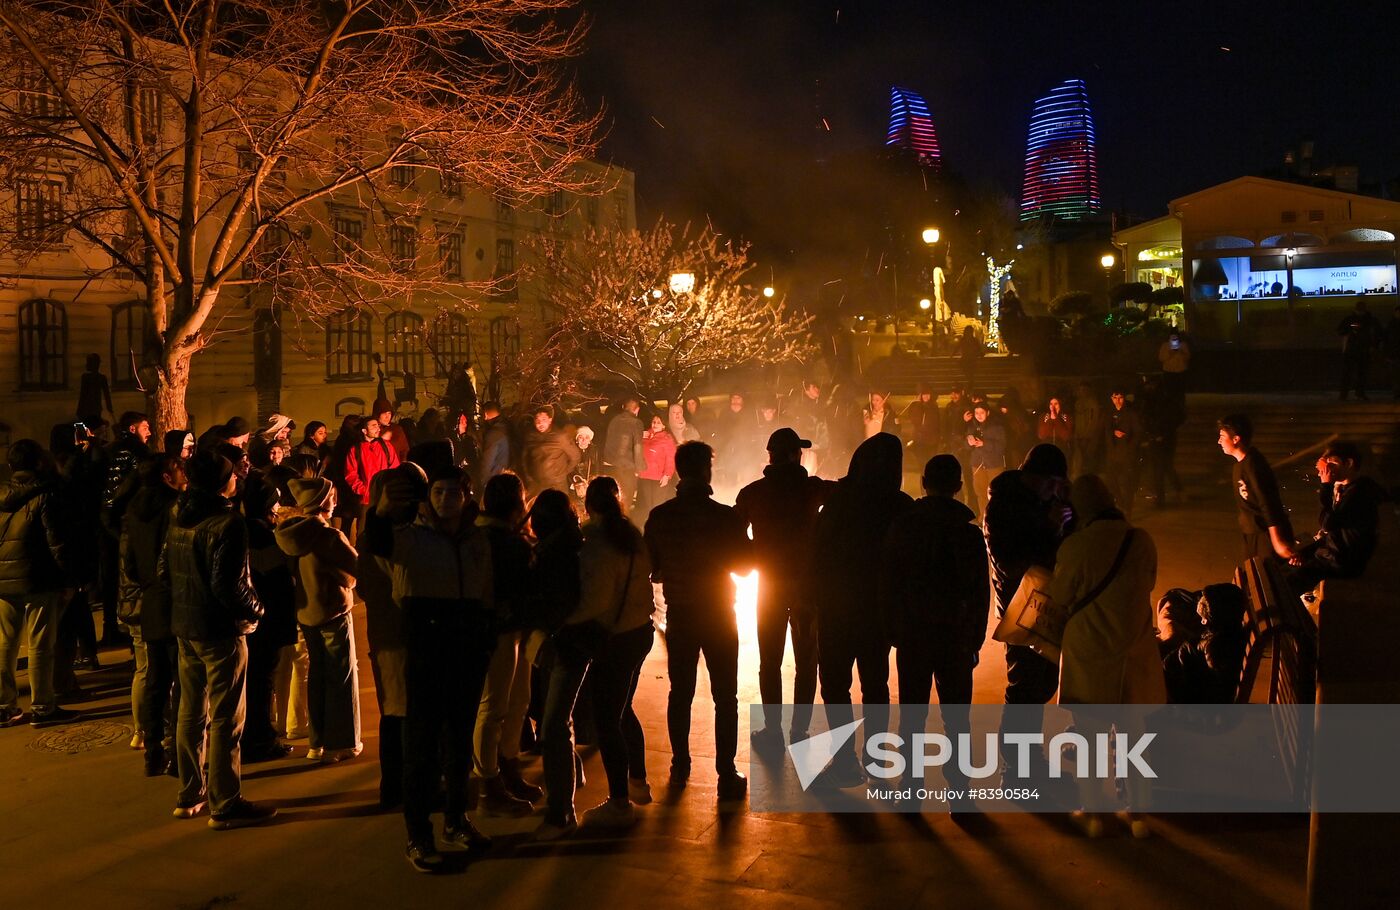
[810,433,913,635]
[881,494,990,654]
[366,509,493,614]
[983,469,1067,617]
[0,470,70,596]
[638,429,677,482]
[118,479,180,638]
[160,488,264,640]
[733,461,834,599]
[275,513,358,627]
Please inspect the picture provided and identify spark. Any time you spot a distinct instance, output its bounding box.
[650,116,666,129]
[821,117,831,131]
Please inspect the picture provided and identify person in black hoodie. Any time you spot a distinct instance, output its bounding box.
[644,441,752,800]
[159,450,275,828]
[240,475,298,763]
[1287,442,1388,593]
[120,455,185,773]
[810,432,913,787]
[983,443,1073,776]
[99,411,152,644]
[882,454,990,800]
[734,428,834,749]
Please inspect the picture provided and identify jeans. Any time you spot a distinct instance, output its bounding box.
[140,637,178,762]
[756,584,818,739]
[666,616,740,775]
[896,638,975,787]
[1000,643,1060,768]
[176,636,248,814]
[244,626,284,751]
[275,632,310,738]
[401,602,493,844]
[302,614,361,752]
[541,639,592,823]
[0,590,63,713]
[126,622,147,730]
[817,619,890,772]
[592,623,655,800]
[474,630,533,778]
[1105,448,1138,518]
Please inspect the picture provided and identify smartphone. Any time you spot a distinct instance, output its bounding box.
[1170,338,1180,350]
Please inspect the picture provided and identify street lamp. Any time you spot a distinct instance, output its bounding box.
[1284,247,1297,313]
[918,297,931,310]
[669,271,695,295]
[922,227,941,245]
[1100,252,1116,305]
[762,285,775,299]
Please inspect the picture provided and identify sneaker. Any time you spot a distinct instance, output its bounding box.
[208,798,278,830]
[533,816,578,842]
[717,771,748,802]
[320,744,363,764]
[129,731,145,750]
[0,706,23,727]
[406,840,443,874]
[628,778,653,806]
[1116,810,1151,839]
[30,706,78,728]
[479,774,533,818]
[306,747,323,761]
[581,799,635,828]
[172,800,206,819]
[1070,810,1105,839]
[816,761,865,790]
[442,816,492,851]
[284,728,310,741]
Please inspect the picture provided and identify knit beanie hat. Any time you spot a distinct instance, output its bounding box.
[224,416,252,438]
[187,450,234,492]
[289,476,335,513]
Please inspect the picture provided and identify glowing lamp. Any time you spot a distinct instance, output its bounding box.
[762,286,775,298]
[918,298,932,310]
[1100,253,1116,269]
[669,272,696,295]
[921,227,941,245]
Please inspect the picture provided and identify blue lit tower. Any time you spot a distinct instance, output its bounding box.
[885,86,942,168]
[1020,78,1101,221]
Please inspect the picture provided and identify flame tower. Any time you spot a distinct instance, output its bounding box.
[1020,79,1101,221]
[885,86,942,168]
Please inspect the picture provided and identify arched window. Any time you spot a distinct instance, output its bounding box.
[111,300,149,390]
[1194,236,1254,250]
[1332,228,1396,244]
[326,308,372,381]
[385,310,425,378]
[1260,232,1323,248]
[19,298,67,390]
[429,312,471,377]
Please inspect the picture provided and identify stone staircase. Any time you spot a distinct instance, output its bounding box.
[1174,394,1400,491]
[865,354,1028,396]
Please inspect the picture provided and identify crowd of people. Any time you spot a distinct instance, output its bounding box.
[0,361,1387,866]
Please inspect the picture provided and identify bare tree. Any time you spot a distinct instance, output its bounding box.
[0,0,598,433]
[529,220,815,404]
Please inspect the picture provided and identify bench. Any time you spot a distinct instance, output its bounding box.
[1234,556,1317,706]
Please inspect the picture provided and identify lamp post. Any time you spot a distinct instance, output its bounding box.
[1100,252,1116,307]
[1284,247,1297,313]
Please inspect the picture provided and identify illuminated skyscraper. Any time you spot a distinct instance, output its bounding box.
[1020,78,1101,221]
[885,86,941,168]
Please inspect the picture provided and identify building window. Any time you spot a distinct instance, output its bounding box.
[585,196,599,227]
[18,298,68,391]
[139,86,162,143]
[430,312,471,377]
[17,67,59,118]
[15,175,65,248]
[1281,210,1297,223]
[545,190,565,217]
[496,193,516,223]
[439,169,461,198]
[326,309,372,381]
[1308,210,1324,223]
[439,229,463,279]
[388,224,417,273]
[385,311,425,378]
[331,213,363,264]
[494,237,517,300]
[110,300,149,390]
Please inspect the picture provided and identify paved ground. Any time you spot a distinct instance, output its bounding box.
[0,460,1317,910]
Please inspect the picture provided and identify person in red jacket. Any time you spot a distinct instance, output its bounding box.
[1037,396,1074,452]
[634,414,677,526]
[346,418,400,509]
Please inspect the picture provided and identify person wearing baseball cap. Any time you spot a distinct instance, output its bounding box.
[735,427,834,754]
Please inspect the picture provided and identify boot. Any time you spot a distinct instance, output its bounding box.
[499,755,544,804]
[479,774,533,818]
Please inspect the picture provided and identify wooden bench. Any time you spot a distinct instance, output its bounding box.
[1234,556,1317,706]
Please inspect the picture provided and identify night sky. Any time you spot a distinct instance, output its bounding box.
[578,0,1398,258]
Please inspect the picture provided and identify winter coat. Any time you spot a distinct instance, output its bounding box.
[1162,629,1247,704]
[644,480,751,626]
[1037,413,1074,447]
[733,462,834,602]
[365,510,493,614]
[0,471,70,597]
[481,417,511,482]
[160,489,264,640]
[638,430,677,482]
[881,495,990,654]
[810,433,913,639]
[521,428,582,496]
[983,469,1066,616]
[246,518,299,649]
[1294,476,1387,580]
[476,517,533,629]
[575,520,654,633]
[603,412,645,472]
[118,481,180,639]
[1054,514,1166,705]
[275,513,358,627]
[345,438,399,505]
[668,421,701,446]
[527,524,584,631]
[102,433,150,513]
[965,417,1006,471]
